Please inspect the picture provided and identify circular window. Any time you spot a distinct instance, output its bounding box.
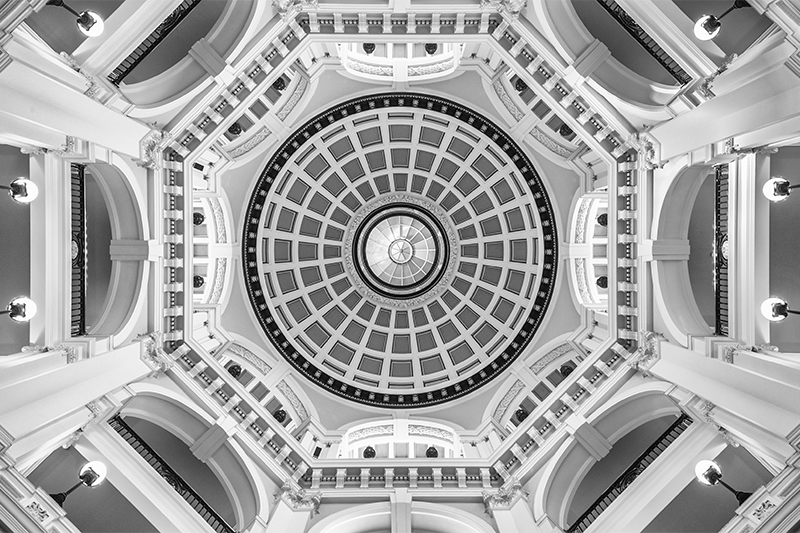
[242,93,558,407]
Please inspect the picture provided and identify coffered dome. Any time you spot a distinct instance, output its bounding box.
[243,93,558,407]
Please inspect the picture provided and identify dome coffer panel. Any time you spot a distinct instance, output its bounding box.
[243,93,558,407]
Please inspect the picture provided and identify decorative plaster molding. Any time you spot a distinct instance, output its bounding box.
[480,0,527,19]
[273,0,318,21]
[227,126,272,159]
[531,126,572,158]
[209,258,227,304]
[627,331,664,376]
[208,197,227,243]
[574,198,592,243]
[344,57,394,77]
[408,424,455,441]
[136,125,170,169]
[697,399,739,447]
[574,258,590,304]
[348,424,394,442]
[226,343,272,375]
[530,343,572,374]
[481,478,528,516]
[722,344,747,364]
[277,77,309,121]
[697,54,737,99]
[277,380,309,420]
[493,379,525,421]
[493,79,525,121]
[25,501,48,523]
[19,146,47,156]
[751,499,777,522]
[138,332,174,376]
[276,481,321,514]
[408,58,455,77]
[60,52,100,99]
[724,138,778,157]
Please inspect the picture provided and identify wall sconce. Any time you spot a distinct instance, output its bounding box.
[763,176,798,202]
[46,0,104,37]
[761,297,800,322]
[49,461,107,506]
[695,460,752,505]
[1,178,38,203]
[694,0,750,41]
[2,297,37,322]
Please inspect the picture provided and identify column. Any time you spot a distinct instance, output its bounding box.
[264,482,321,533]
[391,488,411,533]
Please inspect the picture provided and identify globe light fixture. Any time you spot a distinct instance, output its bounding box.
[761,297,800,322]
[693,0,750,41]
[694,459,752,505]
[49,461,107,506]
[2,297,37,322]
[46,0,105,37]
[763,176,798,202]
[0,178,38,203]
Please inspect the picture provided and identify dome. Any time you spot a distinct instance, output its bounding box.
[242,93,558,407]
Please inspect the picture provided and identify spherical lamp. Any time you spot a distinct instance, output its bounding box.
[3,297,37,322]
[763,176,795,202]
[694,15,721,41]
[1,178,38,203]
[761,297,791,322]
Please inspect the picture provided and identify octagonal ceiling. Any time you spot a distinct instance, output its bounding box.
[242,92,558,408]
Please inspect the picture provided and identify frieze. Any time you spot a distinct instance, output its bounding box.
[531,126,572,158]
[348,424,394,442]
[208,197,227,243]
[227,343,272,375]
[530,343,572,374]
[277,77,309,121]
[408,424,455,441]
[227,126,272,159]
[277,380,309,420]
[209,258,227,304]
[492,79,525,122]
[493,379,525,421]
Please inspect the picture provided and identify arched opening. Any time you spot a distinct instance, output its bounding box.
[84,170,112,331]
[687,172,716,329]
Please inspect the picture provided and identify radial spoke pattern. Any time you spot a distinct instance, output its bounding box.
[365,215,437,286]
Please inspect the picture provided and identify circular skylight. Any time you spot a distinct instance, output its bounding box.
[242,93,558,407]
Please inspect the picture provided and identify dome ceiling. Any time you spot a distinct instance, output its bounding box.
[243,93,558,407]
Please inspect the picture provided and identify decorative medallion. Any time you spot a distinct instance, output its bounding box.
[243,93,558,407]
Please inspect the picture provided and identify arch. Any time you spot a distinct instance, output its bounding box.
[84,155,149,347]
[307,501,496,533]
[534,382,680,528]
[121,383,270,530]
[125,0,263,113]
[651,161,716,346]
[531,0,679,119]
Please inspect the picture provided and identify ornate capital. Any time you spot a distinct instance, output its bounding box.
[482,478,528,516]
[276,481,321,514]
[480,0,527,19]
[273,0,318,21]
[627,331,664,376]
[138,332,173,376]
[136,124,170,169]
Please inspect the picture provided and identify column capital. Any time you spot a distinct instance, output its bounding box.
[276,481,321,515]
[627,331,665,377]
[482,477,528,517]
[137,332,174,376]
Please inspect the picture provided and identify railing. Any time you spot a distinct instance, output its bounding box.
[70,163,87,337]
[567,414,693,533]
[594,0,692,85]
[714,165,729,337]
[107,0,203,86]
[108,415,236,533]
